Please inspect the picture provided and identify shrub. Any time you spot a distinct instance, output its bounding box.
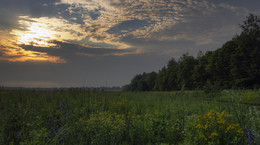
[195,110,246,144]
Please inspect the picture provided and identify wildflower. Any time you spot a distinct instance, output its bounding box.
[226,124,234,133]
[196,123,203,129]
[17,132,21,138]
[237,129,243,135]
[196,110,244,144]
[246,128,256,145]
[209,132,218,139]
[204,123,209,129]
[200,132,207,141]
[217,118,226,124]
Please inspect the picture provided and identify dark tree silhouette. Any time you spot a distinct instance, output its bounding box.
[123,14,260,91]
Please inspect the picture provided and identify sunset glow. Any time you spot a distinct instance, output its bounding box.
[13,23,56,47]
[0,0,259,87]
[0,39,65,63]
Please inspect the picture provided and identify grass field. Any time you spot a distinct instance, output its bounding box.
[0,89,260,145]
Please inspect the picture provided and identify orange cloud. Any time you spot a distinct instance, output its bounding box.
[0,39,66,63]
[104,49,143,56]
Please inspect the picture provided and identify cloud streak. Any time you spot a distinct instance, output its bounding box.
[0,39,65,63]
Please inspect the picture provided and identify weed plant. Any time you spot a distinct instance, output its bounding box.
[0,89,259,144]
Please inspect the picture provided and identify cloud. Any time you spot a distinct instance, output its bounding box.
[52,0,219,51]
[0,0,61,32]
[0,15,90,63]
[118,1,249,56]
[218,3,249,16]
[0,39,65,63]
[1,0,259,88]
[11,16,88,47]
[0,0,256,63]
[0,0,60,17]
[53,0,131,49]
[51,41,142,57]
[77,49,142,57]
[17,40,142,60]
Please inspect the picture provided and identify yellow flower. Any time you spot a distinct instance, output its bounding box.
[197,110,244,144]
[226,124,237,133]
[237,129,244,134]
[204,123,209,129]
[196,123,203,129]
[200,132,207,141]
[217,118,226,124]
[209,132,218,139]
[197,116,202,121]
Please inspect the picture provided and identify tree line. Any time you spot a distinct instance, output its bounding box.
[123,14,260,91]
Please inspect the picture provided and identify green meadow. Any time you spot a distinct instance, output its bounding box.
[0,89,260,145]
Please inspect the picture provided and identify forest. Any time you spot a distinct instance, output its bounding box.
[123,14,260,91]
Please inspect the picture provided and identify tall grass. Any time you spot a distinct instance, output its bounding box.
[0,89,259,144]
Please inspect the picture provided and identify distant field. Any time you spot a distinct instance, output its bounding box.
[0,89,259,145]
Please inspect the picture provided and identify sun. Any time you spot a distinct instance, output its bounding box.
[12,21,57,47]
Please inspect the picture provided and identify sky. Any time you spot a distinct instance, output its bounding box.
[0,0,260,88]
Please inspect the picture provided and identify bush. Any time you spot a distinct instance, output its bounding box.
[194,110,246,144]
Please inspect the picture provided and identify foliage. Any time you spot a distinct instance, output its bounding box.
[123,72,157,91]
[1,89,260,144]
[123,14,260,91]
[194,110,245,144]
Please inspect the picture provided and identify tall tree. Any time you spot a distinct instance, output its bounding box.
[230,14,260,88]
[177,53,198,90]
[166,58,179,90]
[154,67,169,91]
[193,51,212,89]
